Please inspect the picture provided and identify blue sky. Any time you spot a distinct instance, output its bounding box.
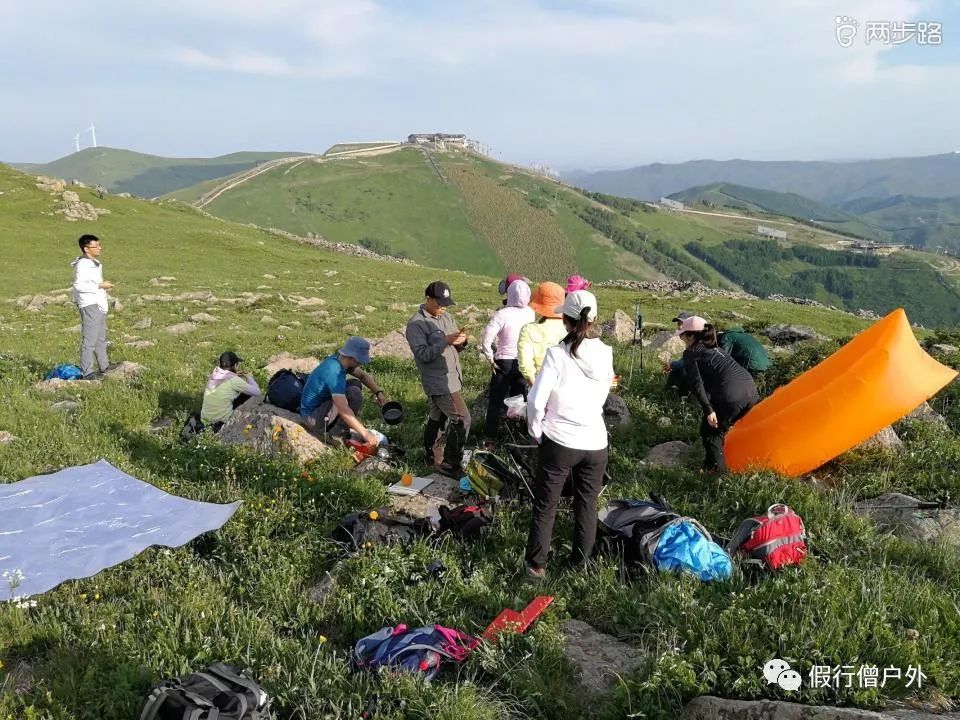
[1,0,958,169]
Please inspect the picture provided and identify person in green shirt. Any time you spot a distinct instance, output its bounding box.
[201,351,262,430]
[718,326,772,376]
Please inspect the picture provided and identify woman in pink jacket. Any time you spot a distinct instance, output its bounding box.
[480,279,534,439]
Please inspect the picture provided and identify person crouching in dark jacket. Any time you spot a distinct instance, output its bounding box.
[678,316,759,472]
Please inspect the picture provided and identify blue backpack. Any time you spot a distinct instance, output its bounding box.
[351,624,478,680]
[653,518,732,582]
[46,364,85,381]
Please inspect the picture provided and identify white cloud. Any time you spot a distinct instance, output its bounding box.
[169,48,297,76]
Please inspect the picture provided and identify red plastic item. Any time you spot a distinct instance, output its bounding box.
[347,439,377,463]
[482,595,554,642]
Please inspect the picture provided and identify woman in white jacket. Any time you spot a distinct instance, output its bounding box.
[524,290,614,580]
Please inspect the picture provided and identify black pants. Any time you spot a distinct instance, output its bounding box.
[700,398,756,472]
[525,436,608,570]
[484,359,526,439]
[311,379,363,441]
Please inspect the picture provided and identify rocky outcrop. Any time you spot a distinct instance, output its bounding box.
[761,325,828,345]
[370,330,414,360]
[562,620,645,696]
[682,696,956,719]
[853,493,960,548]
[218,397,330,464]
[263,352,319,377]
[602,393,631,429]
[854,426,903,452]
[646,330,686,362]
[642,441,692,468]
[601,309,637,344]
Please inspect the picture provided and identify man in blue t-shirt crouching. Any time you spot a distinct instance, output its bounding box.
[300,336,388,445]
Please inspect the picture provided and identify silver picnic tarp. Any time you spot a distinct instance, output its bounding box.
[0,459,241,599]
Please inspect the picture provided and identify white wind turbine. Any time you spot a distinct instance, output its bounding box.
[87,122,97,148]
[74,133,81,152]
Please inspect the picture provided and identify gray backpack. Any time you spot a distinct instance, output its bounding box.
[140,663,271,720]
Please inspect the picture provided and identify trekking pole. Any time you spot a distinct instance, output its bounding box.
[628,300,642,386]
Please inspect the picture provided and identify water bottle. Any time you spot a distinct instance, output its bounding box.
[419,650,441,672]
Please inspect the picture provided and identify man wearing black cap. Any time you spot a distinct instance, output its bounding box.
[201,350,262,430]
[405,281,470,477]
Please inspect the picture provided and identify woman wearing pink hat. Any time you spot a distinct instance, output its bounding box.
[565,275,592,293]
[677,315,759,472]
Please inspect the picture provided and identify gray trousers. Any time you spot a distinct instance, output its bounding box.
[79,305,109,375]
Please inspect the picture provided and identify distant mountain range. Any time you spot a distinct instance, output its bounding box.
[566,153,960,205]
[12,147,309,198]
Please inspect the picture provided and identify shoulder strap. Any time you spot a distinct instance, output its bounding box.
[206,663,263,701]
[140,687,171,720]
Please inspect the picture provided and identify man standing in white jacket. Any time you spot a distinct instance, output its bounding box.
[71,234,114,378]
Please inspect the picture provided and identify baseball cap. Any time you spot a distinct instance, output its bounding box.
[339,336,371,365]
[218,350,243,368]
[528,281,565,318]
[498,273,526,295]
[678,315,707,334]
[672,311,694,323]
[555,289,599,322]
[425,281,455,307]
[566,275,592,293]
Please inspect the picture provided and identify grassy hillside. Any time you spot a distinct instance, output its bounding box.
[669,183,889,242]
[190,147,682,282]
[1,162,959,719]
[14,148,308,198]
[568,153,960,205]
[841,195,960,252]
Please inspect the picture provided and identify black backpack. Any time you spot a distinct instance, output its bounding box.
[597,495,680,568]
[140,663,270,720]
[331,509,433,552]
[265,369,307,413]
[437,504,493,540]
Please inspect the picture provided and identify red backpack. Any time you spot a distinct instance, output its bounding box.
[726,504,807,569]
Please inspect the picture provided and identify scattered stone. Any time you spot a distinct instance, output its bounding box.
[646,330,686,363]
[148,417,174,434]
[261,316,279,326]
[36,176,66,193]
[770,346,794,356]
[190,312,219,323]
[323,270,339,277]
[905,402,949,429]
[138,291,216,304]
[387,473,462,518]
[125,340,156,349]
[66,324,82,333]
[932,343,958,355]
[289,321,302,327]
[370,330,413,360]
[103,361,144,380]
[761,324,828,345]
[601,309,637,344]
[854,426,903,452]
[34,377,99,391]
[0,431,17,445]
[57,197,110,222]
[220,292,270,307]
[133,317,152,329]
[456,304,481,317]
[307,571,337,604]
[562,620,644,697]
[602,393,631,429]
[149,276,177,287]
[721,310,753,321]
[263,352,319,377]
[363,305,376,313]
[288,295,327,309]
[51,400,80,413]
[389,303,409,311]
[681,696,952,720]
[657,416,672,427]
[15,294,71,312]
[642,441,692,468]
[218,397,330,464]
[263,274,276,279]
[165,322,197,335]
[355,456,394,475]
[853,493,960,548]
[480,281,492,287]
[61,190,80,203]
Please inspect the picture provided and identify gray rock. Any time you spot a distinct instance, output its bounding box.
[387,473,462,519]
[218,397,331,464]
[601,309,637,344]
[355,456,394,475]
[853,493,960,547]
[133,317,152,329]
[165,322,197,335]
[761,324,828,345]
[561,620,644,696]
[307,571,337,604]
[905,402,949,429]
[682,696,958,719]
[125,340,156,349]
[721,310,753,321]
[190,312,218,323]
[646,330,686,362]
[51,400,80,413]
[0,431,17,445]
[103,361,144,381]
[602,393,631,429]
[370,330,414,360]
[931,343,958,355]
[643,440,692,468]
[263,352,319,377]
[61,190,80,203]
[854,426,903,452]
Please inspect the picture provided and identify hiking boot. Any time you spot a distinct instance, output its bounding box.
[435,461,463,479]
[82,371,103,380]
[104,362,122,373]
[524,563,546,582]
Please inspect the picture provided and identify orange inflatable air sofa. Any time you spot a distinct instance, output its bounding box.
[724,309,956,476]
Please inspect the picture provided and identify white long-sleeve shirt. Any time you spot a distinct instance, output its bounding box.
[71,257,108,312]
[527,338,614,451]
[480,281,534,362]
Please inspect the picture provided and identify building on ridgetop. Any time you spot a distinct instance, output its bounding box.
[757,224,788,240]
[659,197,684,211]
[407,133,468,150]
